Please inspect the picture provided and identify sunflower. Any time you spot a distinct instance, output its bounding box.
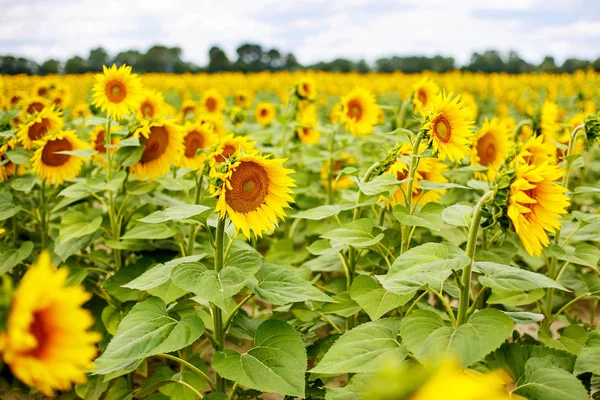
[234,89,254,109]
[180,99,200,120]
[422,92,474,163]
[412,78,439,115]
[296,103,319,144]
[516,135,554,167]
[470,118,512,180]
[180,121,217,170]
[296,78,317,101]
[137,89,165,119]
[320,153,357,190]
[9,92,24,109]
[0,138,17,181]
[0,92,5,110]
[200,89,226,116]
[211,134,257,164]
[254,102,276,126]
[340,87,379,136]
[33,81,51,98]
[89,125,120,164]
[556,113,586,161]
[507,162,570,256]
[330,103,344,124]
[17,105,63,149]
[31,130,89,185]
[0,252,100,396]
[19,96,48,116]
[92,64,142,120]
[376,107,385,125]
[213,153,295,238]
[71,103,90,121]
[461,92,479,123]
[540,101,561,143]
[130,119,183,179]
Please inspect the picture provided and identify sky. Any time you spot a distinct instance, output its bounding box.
[1,0,599,66]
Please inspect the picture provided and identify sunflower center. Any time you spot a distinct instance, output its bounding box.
[225,161,269,214]
[346,99,363,120]
[105,80,127,103]
[28,119,50,141]
[140,126,169,164]
[27,310,51,357]
[41,138,72,167]
[38,87,47,96]
[215,144,236,163]
[27,102,44,114]
[95,129,107,153]
[206,97,218,112]
[260,108,268,117]
[184,131,205,158]
[417,89,427,105]
[183,106,195,116]
[10,95,21,106]
[141,101,154,118]
[302,83,310,94]
[396,168,408,181]
[477,133,497,166]
[432,115,451,143]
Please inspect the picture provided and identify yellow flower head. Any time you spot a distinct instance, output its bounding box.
[330,103,344,124]
[320,153,357,190]
[516,134,554,167]
[137,89,166,120]
[254,102,276,126]
[540,101,561,144]
[18,96,48,117]
[461,92,479,122]
[180,99,200,120]
[296,104,320,145]
[234,89,254,109]
[470,118,512,180]
[340,87,379,136]
[296,77,317,101]
[412,78,440,115]
[0,138,18,181]
[210,134,257,165]
[92,64,143,119]
[508,162,570,256]
[17,105,64,150]
[201,89,226,116]
[213,153,295,238]
[0,252,100,396]
[422,92,474,163]
[180,121,217,170]
[31,130,89,185]
[71,103,90,121]
[131,119,183,180]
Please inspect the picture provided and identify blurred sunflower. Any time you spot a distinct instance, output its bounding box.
[320,153,357,190]
[340,87,378,136]
[92,64,142,120]
[0,138,17,181]
[180,121,217,170]
[137,89,165,119]
[508,162,570,256]
[201,89,226,116]
[296,104,319,145]
[71,103,90,121]
[213,153,295,237]
[180,99,200,120]
[17,106,63,150]
[0,252,100,396]
[422,92,474,163]
[254,102,276,126]
[234,89,254,109]
[540,101,560,143]
[131,119,183,179]
[211,134,257,164]
[516,135,554,167]
[412,78,439,114]
[470,118,512,180]
[329,103,344,124]
[461,92,479,123]
[19,96,48,116]
[31,130,89,185]
[89,125,120,164]
[296,77,317,101]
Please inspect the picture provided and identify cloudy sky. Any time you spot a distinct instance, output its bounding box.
[1,0,599,66]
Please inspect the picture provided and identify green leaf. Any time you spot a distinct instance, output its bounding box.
[291,205,342,220]
[349,275,412,321]
[442,204,472,227]
[321,292,362,317]
[107,137,140,148]
[121,223,177,240]
[0,204,20,221]
[310,318,407,374]
[573,186,600,194]
[11,175,36,193]
[549,244,600,270]
[55,148,96,157]
[515,358,588,400]
[357,174,403,196]
[488,288,545,307]
[94,297,205,375]
[213,320,307,397]
[114,145,144,167]
[393,202,444,231]
[382,243,469,296]
[75,375,109,400]
[59,211,103,243]
[250,263,333,305]
[105,377,132,400]
[0,241,34,275]
[172,250,262,310]
[574,327,600,375]
[504,311,545,324]
[321,219,384,248]
[102,305,121,336]
[400,309,514,367]
[5,148,31,164]
[544,324,588,356]
[475,262,567,291]
[86,115,108,126]
[157,177,196,192]
[419,180,471,191]
[138,205,212,224]
[124,255,206,291]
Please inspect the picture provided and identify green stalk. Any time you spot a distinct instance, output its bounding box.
[187,166,206,255]
[456,190,494,325]
[396,99,409,129]
[213,217,226,392]
[327,127,338,205]
[105,118,122,270]
[401,131,424,253]
[40,180,48,249]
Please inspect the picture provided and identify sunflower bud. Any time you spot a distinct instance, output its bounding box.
[584,113,600,144]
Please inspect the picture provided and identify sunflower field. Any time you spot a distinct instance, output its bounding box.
[0,66,599,400]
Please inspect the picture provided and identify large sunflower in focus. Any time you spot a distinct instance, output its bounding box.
[31,130,89,185]
[254,102,276,126]
[0,252,100,396]
[17,106,63,149]
[213,153,295,238]
[201,89,226,116]
[180,121,217,170]
[131,119,183,179]
[340,87,379,136]
[412,78,439,115]
[211,134,257,164]
[92,64,142,120]
[470,118,512,180]
[507,162,570,256]
[422,92,474,163]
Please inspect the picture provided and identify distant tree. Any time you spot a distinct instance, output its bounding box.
[88,47,110,71]
[593,57,600,72]
[356,59,370,73]
[538,56,558,73]
[283,53,301,71]
[0,56,39,74]
[39,59,61,75]
[466,50,505,73]
[505,51,533,74]
[235,43,266,72]
[139,46,183,73]
[207,46,230,73]
[560,58,590,73]
[114,50,143,68]
[64,56,88,74]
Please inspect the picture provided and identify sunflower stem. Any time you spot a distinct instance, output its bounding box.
[187,166,206,255]
[39,180,48,249]
[400,131,424,254]
[326,126,338,205]
[156,353,216,391]
[396,99,409,129]
[212,217,227,392]
[457,190,494,326]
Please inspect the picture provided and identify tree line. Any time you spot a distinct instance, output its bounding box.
[1,44,599,75]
